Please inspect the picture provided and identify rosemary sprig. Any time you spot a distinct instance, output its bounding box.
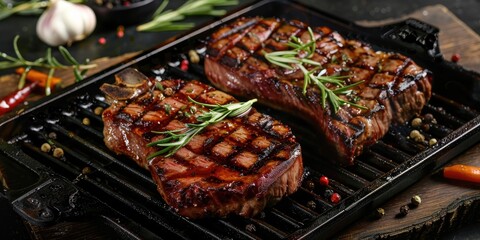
[137,0,238,32]
[0,0,83,21]
[0,36,96,95]
[264,27,366,113]
[147,97,257,159]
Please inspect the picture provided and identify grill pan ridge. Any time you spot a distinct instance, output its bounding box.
[1,0,480,239]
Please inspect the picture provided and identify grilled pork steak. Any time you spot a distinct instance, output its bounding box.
[101,68,303,218]
[204,17,432,165]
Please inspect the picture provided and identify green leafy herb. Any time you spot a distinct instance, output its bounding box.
[264,27,366,113]
[0,36,96,95]
[137,0,238,32]
[147,97,257,159]
[0,0,83,21]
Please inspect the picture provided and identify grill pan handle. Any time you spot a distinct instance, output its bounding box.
[371,18,442,61]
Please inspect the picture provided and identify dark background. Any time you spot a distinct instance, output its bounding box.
[1,0,479,63]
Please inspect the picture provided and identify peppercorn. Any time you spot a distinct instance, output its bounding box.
[305,180,315,191]
[82,117,90,126]
[307,200,316,210]
[41,143,51,153]
[411,195,422,207]
[82,166,92,175]
[330,192,341,203]
[53,148,64,158]
[188,49,200,64]
[319,175,329,186]
[451,53,461,63]
[375,208,385,219]
[399,205,409,216]
[324,189,334,199]
[423,113,435,123]
[180,59,189,71]
[411,118,422,128]
[429,138,438,146]
[409,130,425,143]
[117,25,125,38]
[98,37,106,45]
[94,106,104,115]
[48,132,57,139]
[421,123,430,132]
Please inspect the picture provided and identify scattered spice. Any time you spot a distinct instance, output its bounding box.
[421,123,430,132]
[411,195,422,207]
[423,113,436,124]
[82,117,90,125]
[323,189,334,199]
[305,180,315,191]
[429,138,437,146]
[53,147,64,158]
[319,175,329,186]
[399,205,409,216]
[188,50,200,64]
[117,25,125,38]
[40,143,52,152]
[180,59,189,71]
[411,118,422,128]
[409,130,425,143]
[164,104,172,115]
[94,106,104,115]
[81,166,92,175]
[48,132,57,139]
[307,200,317,210]
[330,192,341,203]
[443,164,480,183]
[98,37,107,45]
[375,208,385,219]
[451,53,461,63]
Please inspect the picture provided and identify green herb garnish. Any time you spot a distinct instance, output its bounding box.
[147,97,257,159]
[264,27,366,113]
[0,35,96,95]
[0,0,83,21]
[137,0,238,32]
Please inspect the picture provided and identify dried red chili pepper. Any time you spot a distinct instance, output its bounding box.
[0,81,38,116]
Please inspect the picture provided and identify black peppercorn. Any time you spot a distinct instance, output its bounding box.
[305,180,315,191]
[399,205,409,216]
[324,189,334,199]
[307,200,316,210]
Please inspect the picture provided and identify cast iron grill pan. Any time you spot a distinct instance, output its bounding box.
[1,0,480,239]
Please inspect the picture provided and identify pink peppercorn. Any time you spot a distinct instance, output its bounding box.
[319,176,329,186]
[330,193,341,203]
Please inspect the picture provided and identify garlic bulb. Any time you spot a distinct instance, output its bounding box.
[36,0,96,46]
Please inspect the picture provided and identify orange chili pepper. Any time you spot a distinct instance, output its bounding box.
[443,164,480,183]
[15,68,61,89]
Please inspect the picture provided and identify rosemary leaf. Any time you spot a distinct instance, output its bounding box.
[264,27,367,113]
[0,35,96,95]
[137,0,238,32]
[147,98,257,158]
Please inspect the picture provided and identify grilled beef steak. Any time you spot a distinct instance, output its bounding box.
[204,17,432,165]
[101,68,303,218]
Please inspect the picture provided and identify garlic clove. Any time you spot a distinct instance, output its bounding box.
[36,0,97,46]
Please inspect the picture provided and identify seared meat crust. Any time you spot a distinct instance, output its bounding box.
[205,17,432,165]
[101,68,303,218]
